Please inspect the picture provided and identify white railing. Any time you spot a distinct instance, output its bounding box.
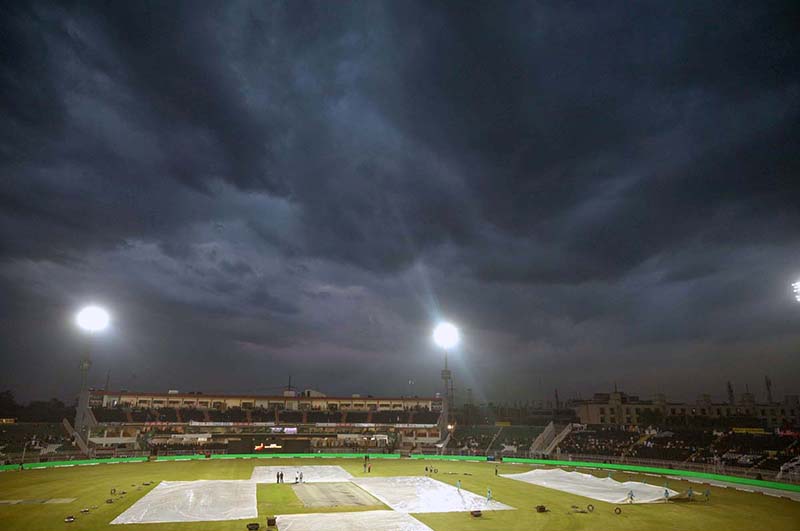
[530,421,555,454]
[544,423,574,455]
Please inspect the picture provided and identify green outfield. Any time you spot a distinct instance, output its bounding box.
[0,457,798,531]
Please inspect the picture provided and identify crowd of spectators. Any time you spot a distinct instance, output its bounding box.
[0,422,71,456]
[557,425,799,470]
[558,427,640,456]
[629,429,716,461]
[450,426,500,452]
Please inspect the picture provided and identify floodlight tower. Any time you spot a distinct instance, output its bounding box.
[433,322,459,431]
[74,305,110,448]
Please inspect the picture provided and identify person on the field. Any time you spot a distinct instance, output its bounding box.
[664,488,670,502]
[486,487,492,502]
[687,486,693,501]
[299,471,304,483]
[368,463,372,473]
[295,472,299,483]
[704,488,711,502]
[456,480,462,491]
[627,490,635,503]
[276,471,280,483]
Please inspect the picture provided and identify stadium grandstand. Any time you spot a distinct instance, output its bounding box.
[1,386,798,484]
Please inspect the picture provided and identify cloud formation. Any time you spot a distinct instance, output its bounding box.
[1,1,799,403]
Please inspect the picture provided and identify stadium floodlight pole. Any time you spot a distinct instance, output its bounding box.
[433,322,460,439]
[20,439,30,469]
[74,305,110,453]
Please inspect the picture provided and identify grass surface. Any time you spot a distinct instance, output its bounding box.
[0,457,798,530]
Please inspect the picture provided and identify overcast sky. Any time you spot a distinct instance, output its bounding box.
[1,1,799,404]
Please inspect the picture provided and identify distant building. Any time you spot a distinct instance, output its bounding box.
[571,391,799,428]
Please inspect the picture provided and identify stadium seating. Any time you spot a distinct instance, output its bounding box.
[629,429,717,461]
[558,427,639,456]
[450,426,500,451]
[129,409,153,422]
[306,410,345,423]
[92,407,127,423]
[345,411,369,423]
[372,411,410,424]
[180,408,207,422]
[0,423,70,454]
[155,408,178,422]
[279,410,304,423]
[714,432,797,467]
[413,410,440,424]
[220,407,247,422]
[489,425,545,452]
[201,408,247,422]
[553,425,799,471]
[249,408,275,422]
[206,409,226,422]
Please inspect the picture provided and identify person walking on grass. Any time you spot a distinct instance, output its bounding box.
[486,487,492,502]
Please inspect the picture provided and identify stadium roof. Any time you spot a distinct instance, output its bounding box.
[91,390,441,402]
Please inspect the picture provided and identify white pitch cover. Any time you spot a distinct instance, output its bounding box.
[351,476,514,513]
[501,468,679,504]
[110,480,257,524]
[250,465,353,483]
[276,510,434,531]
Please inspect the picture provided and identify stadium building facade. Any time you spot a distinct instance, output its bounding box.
[91,390,441,413]
[571,391,799,428]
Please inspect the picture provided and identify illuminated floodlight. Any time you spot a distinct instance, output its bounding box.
[75,305,110,333]
[433,322,460,350]
[793,281,800,302]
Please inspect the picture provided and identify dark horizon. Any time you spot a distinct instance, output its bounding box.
[2,1,799,404]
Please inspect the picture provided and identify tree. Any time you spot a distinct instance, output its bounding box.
[0,390,19,418]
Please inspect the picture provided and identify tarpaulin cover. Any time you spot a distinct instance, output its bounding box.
[276,510,434,531]
[351,476,514,513]
[110,480,257,524]
[250,465,353,483]
[292,482,381,507]
[501,468,678,504]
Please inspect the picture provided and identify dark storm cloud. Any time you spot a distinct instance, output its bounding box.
[1,0,799,403]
